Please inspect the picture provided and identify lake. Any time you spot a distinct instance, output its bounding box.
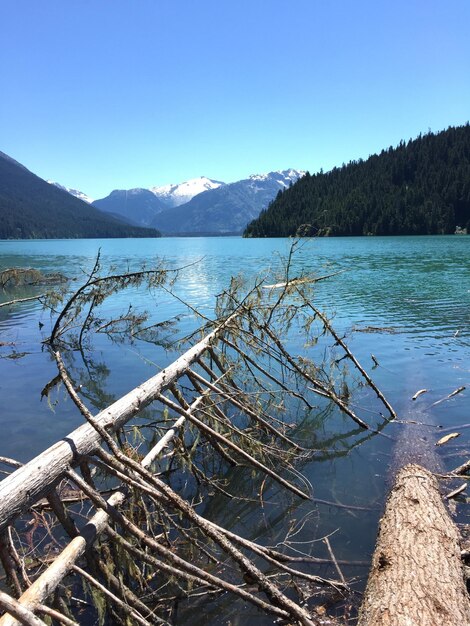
[1,235,469,623]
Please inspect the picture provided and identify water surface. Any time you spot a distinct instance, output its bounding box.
[1,235,469,622]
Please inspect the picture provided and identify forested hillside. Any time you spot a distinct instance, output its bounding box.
[244,124,470,237]
[0,151,160,239]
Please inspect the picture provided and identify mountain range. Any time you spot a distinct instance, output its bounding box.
[0,152,159,239]
[91,177,224,228]
[151,177,224,208]
[1,152,304,238]
[91,170,304,234]
[150,170,304,234]
[4,124,468,240]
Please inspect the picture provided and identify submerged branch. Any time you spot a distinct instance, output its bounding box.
[0,247,399,625]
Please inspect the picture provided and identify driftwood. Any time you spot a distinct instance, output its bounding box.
[0,593,47,626]
[0,254,404,625]
[358,463,470,626]
[0,317,232,535]
[0,316,327,624]
[0,404,195,626]
[0,296,45,309]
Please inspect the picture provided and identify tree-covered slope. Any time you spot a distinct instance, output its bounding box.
[244,124,470,237]
[0,151,160,239]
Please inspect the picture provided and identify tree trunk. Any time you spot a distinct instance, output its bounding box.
[358,463,470,626]
[0,317,233,535]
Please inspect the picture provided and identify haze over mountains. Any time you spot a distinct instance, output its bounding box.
[92,188,169,227]
[8,124,469,241]
[45,171,305,235]
[150,170,304,234]
[91,177,225,228]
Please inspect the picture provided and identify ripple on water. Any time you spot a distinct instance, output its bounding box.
[0,235,469,621]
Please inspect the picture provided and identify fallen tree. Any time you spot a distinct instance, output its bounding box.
[358,463,470,626]
[0,252,380,625]
[0,248,414,625]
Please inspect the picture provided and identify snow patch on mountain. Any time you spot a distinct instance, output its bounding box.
[249,169,305,185]
[245,169,305,194]
[48,181,94,204]
[151,176,225,208]
[150,168,307,235]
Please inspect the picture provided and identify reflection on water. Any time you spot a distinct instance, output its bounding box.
[0,235,469,623]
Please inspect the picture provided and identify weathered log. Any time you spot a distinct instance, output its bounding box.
[0,592,47,626]
[0,295,45,309]
[0,404,196,626]
[358,463,470,626]
[0,320,229,535]
[0,383,302,626]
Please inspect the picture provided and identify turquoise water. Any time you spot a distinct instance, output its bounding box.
[0,235,469,622]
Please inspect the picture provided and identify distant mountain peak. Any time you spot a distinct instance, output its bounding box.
[108,187,151,196]
[48,181,94,204]
[150,168,306,235]
[48,168,305,235]
[248,169,306,184]
[151,176,225,208]
[92,188,168,228]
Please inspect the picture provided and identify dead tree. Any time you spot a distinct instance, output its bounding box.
[358,463,470,626]
[0,252,397,625]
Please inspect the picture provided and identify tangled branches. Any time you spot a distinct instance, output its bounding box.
[0,246,396,625]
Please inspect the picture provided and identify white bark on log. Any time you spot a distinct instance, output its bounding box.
[0,296,44,309]
[0,412,194,626]
[0,592,47,626]
[358,463,470,626]
[0,323,226,535]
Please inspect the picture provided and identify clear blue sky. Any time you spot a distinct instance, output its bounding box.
[1,0,469,199]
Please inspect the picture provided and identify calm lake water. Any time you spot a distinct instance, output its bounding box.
[1,235,469,622]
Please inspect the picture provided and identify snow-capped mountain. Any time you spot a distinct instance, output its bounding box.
[57,169,305,234]
[48,181,94,204]
[151,177,225,208]
[151,169,306,234]
[248,168,304,188]
[92,177,225,226]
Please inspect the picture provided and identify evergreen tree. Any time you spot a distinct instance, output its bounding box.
[244,124,470,237]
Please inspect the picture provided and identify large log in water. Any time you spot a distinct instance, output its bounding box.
[358,463,470,626]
